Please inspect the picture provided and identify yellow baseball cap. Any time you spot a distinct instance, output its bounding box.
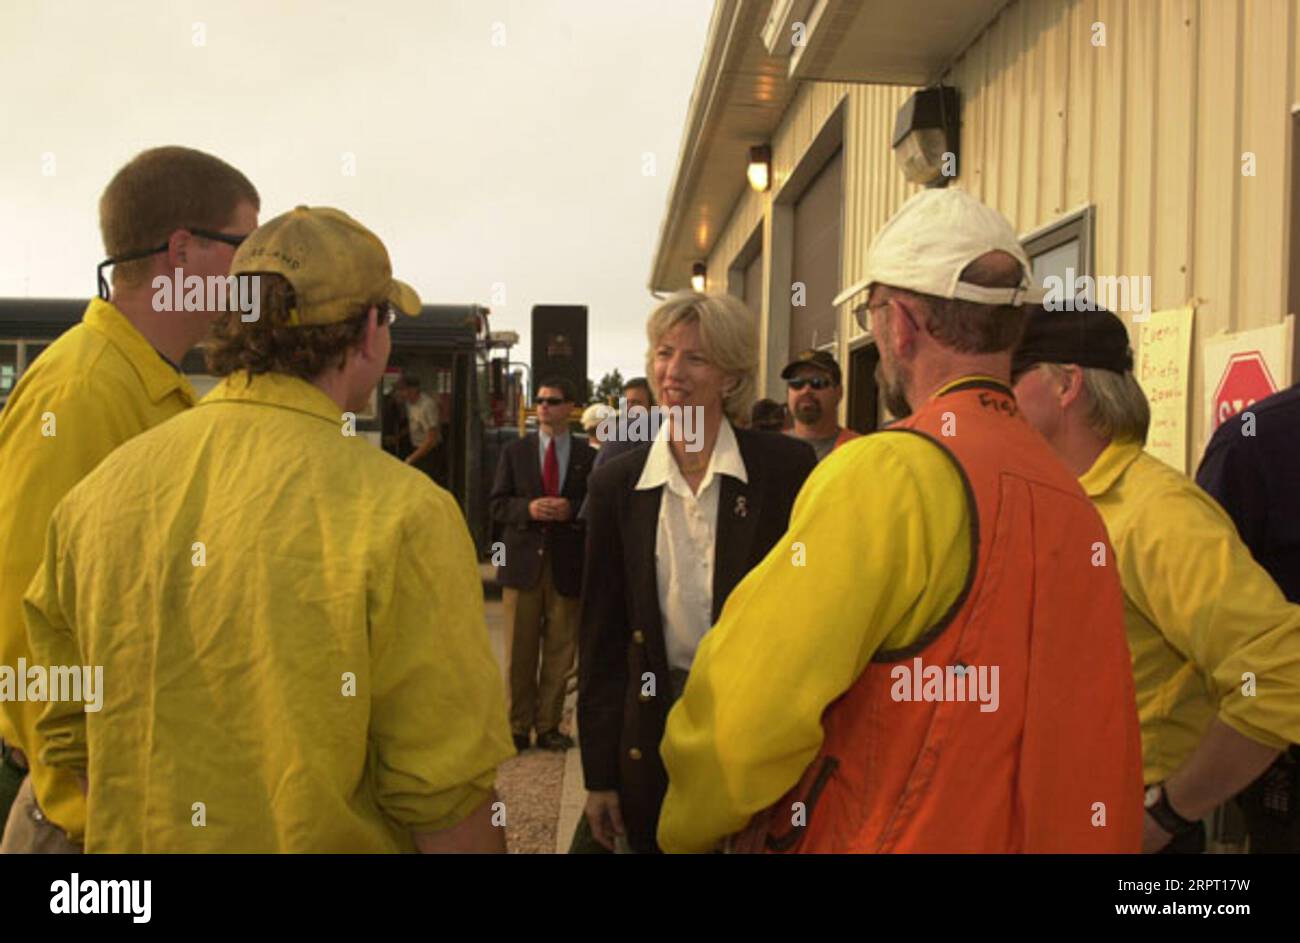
[231,205,421,326]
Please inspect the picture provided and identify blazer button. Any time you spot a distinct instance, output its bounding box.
[628,747,642,760]
[632,630,645,644]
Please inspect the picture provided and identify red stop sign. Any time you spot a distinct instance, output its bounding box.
[1212,351,1278,429]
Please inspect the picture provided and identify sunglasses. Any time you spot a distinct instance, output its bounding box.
[96,227,252,300]
[788,376,834,391]
[535,396,567,406]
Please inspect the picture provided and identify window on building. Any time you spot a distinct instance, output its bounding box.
[790,148,843,355]
[847,340,881,434]
[0,342,17,401]
[1023,206,1094,295]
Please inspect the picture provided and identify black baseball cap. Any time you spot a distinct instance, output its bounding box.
[1012,305,1134,381]
[781,349,842,385]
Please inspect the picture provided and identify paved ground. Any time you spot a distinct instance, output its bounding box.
[483,593,586,854]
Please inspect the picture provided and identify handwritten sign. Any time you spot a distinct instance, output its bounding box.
[1135,306,1194,472]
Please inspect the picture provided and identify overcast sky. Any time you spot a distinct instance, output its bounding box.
[0,0,712,384]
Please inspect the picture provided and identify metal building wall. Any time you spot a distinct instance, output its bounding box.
[709,0,1299,459]
[944,0,1297,460]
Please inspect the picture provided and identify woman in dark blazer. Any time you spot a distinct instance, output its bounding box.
[577,291,816,853]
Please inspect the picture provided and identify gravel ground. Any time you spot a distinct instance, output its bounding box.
[497,746,567,854]
[484,589,579,854]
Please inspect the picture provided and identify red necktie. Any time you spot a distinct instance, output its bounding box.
[542,438,559,497]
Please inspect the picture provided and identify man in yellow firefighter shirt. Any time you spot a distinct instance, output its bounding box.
[23,206,514,852]
[0,146,259,852]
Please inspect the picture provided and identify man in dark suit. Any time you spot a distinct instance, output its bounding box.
[489,377,595,752]
[594,376,655,468]
[579,425,815,852]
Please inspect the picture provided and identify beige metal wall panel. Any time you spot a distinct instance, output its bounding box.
[1039,2,1071,220]
[1154,0,1196,309]
[1022,1,1045,229]
[707,81,855,392]
[707,190,761,292]
[1091,0,1126,290]
[1295,0,1300,103]
[837,84,920,346]
[984,11,1007,213]
[1192,0,1243,373]
[698,0,1300,433]
[1238,0,1293,324]
[1066,0,1099,208]
[1122,0,1158,293]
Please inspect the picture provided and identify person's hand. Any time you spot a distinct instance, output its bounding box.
[528,498,552,521]
[548,498,572,522]
[584,791,625,850]
[1142,812,1174,853]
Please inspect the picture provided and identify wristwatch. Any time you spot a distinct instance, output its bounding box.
[1144,782,1199,836]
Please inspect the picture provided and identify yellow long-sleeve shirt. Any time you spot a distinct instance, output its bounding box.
[0,298,195,840]
[1080,441,1300,782]
[657,421,972,853]
[24,371,513,852]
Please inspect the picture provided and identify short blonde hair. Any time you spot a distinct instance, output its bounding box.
[644,291,757,423]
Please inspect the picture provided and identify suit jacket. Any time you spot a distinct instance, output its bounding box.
[593,437,642,469]
[489,432,596,597]
[578,426,816,852]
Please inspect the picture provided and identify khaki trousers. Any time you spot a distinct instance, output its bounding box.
[0,775,82,854]
[502,552,579,736]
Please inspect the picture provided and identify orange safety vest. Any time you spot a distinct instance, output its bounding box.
[764,379,1143,853]
[832,427,861,450]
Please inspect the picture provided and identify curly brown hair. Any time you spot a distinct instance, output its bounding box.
[205,273,376,381]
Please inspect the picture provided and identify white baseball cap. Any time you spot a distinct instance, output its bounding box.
[581,403,614,430]
[833,188,1034,308]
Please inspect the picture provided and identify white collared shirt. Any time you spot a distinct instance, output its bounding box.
[635,418,748,672]
[406,392,440,445]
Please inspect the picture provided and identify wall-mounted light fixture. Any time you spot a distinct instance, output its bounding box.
[691,262,707,293]
[747,144,772,192]
[892,86,960,187]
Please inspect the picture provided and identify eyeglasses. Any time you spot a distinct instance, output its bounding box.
[852,300,891,332]
[852,297,925,336]
[788,376,834,391]
[535,396,567,406]
[189,228,248,249]
[350,302,397,327]
[95,227,252,300]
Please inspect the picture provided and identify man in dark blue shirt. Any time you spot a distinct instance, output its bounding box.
[1197,382,1300,852]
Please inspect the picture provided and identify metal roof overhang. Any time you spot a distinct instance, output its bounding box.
[650,0,1011,293]
[788,0,1010,86]
[649,0,800,293]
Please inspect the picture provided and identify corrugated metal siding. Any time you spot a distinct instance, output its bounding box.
[707,0,1299,456]
[946,0,1297,458]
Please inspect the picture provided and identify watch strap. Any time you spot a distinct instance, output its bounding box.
[1147,784,1199,836]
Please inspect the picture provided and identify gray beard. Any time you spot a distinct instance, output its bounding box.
[876,361,913,419]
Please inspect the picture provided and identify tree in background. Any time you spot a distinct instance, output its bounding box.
[594,368,625,405]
